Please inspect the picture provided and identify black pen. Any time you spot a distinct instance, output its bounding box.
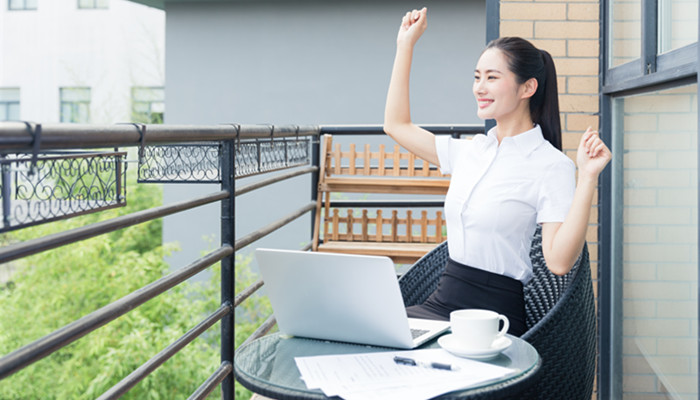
[393,355,460,371]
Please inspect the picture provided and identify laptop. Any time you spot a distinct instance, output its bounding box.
[254,248,450,349]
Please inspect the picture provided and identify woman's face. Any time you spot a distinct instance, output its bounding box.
[472,48,531,122]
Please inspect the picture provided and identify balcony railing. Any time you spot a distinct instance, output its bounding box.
[0,121,480,399]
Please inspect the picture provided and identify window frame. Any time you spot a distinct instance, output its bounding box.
[0,88,20,121]
[131,86,165,124]
[599,0,700,398]
[77,0,108,10]
[59,87,91,124]
[8,0,37,11]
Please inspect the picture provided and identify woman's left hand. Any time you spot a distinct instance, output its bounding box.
[576,127,612,180]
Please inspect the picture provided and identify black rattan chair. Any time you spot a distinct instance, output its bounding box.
[398,227,596,400]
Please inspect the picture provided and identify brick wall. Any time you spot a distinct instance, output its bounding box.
[499,1,601,398]
[619,85,698,400]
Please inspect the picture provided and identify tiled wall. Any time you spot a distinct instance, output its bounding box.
[618,85,698,400]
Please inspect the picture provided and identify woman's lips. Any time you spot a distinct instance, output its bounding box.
[477,98,493,109]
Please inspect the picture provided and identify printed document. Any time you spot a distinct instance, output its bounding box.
[295,348,516,400]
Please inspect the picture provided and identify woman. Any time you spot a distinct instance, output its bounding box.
[383,8,611,336]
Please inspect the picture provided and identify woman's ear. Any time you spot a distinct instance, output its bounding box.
[520,78,538,99]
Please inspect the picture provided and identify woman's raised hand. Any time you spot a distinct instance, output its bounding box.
[576,127,612,180]
[397,7,427,47]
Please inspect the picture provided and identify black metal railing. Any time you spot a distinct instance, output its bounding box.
[0,121,319,399]
[0,121,481,399]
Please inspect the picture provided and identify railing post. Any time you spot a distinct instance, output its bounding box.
[220,140,235,399]
[1,156,10,229]
[310,137,320,240]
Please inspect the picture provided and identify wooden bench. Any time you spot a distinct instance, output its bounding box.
[311,134,449,264]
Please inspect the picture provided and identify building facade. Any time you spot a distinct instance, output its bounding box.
[0,0,164,124]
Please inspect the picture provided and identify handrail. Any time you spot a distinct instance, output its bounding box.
[96,303,232,400]
[188,362,233,400]
[235,166,318,197]
[234,201,316,251]
[0,122,320,152]
[0,190,230,264]
[0,245,232,380]
[0,122,481,399]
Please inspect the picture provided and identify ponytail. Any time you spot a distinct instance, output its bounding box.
[485,37,562,150]
[535,50,561,150]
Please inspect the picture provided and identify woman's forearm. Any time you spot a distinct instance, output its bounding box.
[542,175,597,275]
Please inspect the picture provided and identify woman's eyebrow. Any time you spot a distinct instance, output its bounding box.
[474,69,503,74]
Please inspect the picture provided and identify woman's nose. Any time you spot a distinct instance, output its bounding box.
[474,80,485,94]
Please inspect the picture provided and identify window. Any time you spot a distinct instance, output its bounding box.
[658,0,698,54]
[601,0,699,399]
[131,87,164,124]
[60,87,91,123]
[611,85,698,400]
[609,0,641,67]
[8,0,37,10]
[77,0,108,9]
[0,88,20,121]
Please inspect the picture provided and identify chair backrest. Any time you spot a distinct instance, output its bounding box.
[398,226,596,400]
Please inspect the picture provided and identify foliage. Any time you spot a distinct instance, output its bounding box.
[0,176,222,399]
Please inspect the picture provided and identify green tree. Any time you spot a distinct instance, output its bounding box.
[0,177,222,399]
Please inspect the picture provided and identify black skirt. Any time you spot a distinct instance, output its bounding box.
[406,258,527,336]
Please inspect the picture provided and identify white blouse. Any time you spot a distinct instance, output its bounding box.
[435,125,575,283]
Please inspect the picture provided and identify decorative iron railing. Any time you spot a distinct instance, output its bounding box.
[0,122,480,399]
[0,151,127,233]
[0,121,320,400]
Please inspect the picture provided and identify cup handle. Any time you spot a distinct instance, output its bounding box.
[497,315,509,338]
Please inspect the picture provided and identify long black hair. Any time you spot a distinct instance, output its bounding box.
[485,37,562,151]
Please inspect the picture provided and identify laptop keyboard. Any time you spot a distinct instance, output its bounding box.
[410,328,430,339]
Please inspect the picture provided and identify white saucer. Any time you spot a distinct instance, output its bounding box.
[437,334,512,360]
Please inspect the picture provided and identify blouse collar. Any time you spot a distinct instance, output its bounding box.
[485,124,546,156]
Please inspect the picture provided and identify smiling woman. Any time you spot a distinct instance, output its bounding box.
[382,7,611,336]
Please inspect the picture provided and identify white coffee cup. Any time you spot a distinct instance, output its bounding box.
[449,309,509,350]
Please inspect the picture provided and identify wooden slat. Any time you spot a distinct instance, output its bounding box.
[363,144,371,175]
[379,144,386,176]
[349,143,356,175]
[361,210,368,241]
[318,241,440,264]
[375,210,383,243]
[392,145,400,177]
[331,209,339,241]
[333,143,341,175]
[321,177,448,194]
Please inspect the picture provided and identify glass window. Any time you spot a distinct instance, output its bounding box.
[609,0,642,67]
[0,88,20,121]
[60,87,91,123]
[131,87,164,124]
[658,0,698,53]
[612,84,698,400]
[77,0,108,9]
[8,0,37,10]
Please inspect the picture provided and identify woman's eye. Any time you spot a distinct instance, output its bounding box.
[487,76,497,80]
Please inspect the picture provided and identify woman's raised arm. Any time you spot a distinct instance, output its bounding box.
[541,127,612,275]
[383,7,440,167]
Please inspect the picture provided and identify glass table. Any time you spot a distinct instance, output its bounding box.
[234,333,541,400]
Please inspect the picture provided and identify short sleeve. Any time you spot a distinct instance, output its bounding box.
[435,135,453,174]
[536,158,576,223]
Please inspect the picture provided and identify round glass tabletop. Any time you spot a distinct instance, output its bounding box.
[234,333,541,400]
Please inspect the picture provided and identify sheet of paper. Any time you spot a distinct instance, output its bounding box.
[295,348,516,400]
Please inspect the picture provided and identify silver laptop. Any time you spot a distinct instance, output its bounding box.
[254,248,450,349]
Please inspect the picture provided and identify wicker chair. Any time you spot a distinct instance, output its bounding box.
[398,227,596,400]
